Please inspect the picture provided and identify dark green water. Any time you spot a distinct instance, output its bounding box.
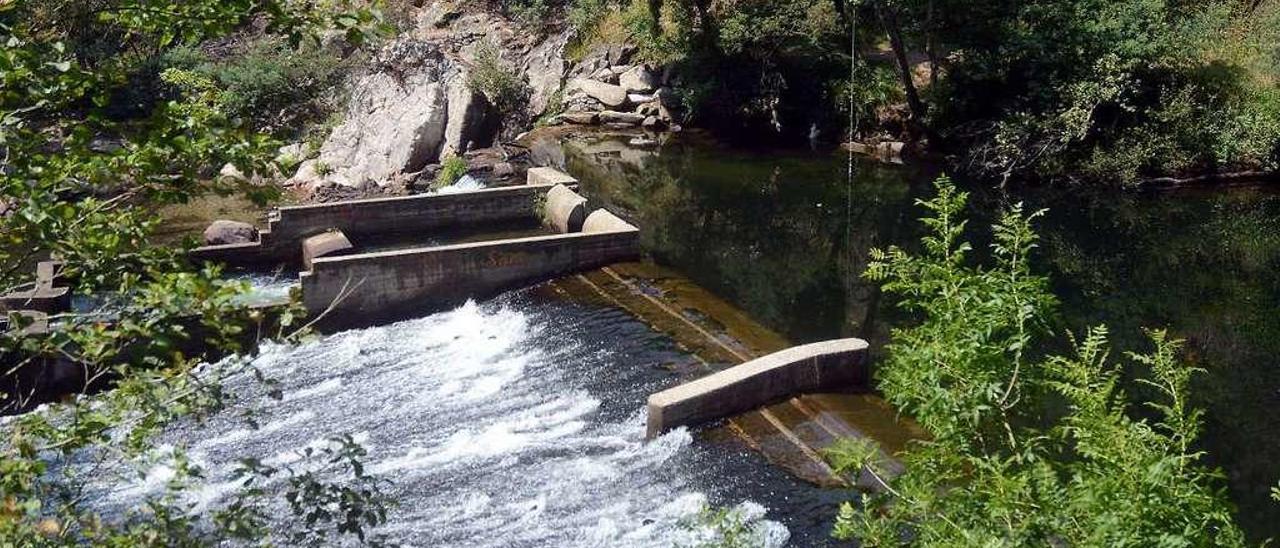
[555,131,1280,540]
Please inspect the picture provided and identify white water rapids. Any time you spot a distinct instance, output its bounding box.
[68,293,815,546]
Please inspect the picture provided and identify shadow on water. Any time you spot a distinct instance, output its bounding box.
[554,130,1280,540]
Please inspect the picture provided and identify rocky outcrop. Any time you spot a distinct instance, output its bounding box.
[523,30,570,117]
[203,220,259,245]
[285,2,687,197]
[618,65,659,94]
[318,70,449,187]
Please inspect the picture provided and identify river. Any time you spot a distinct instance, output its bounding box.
[555,130,1280,540]
[49,129,1280,544]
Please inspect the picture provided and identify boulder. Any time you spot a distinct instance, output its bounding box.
[287,159,322,188]
[523,30,570,117]
[571,78,628,108]
[441,71,494,158]
[599,111,646,125]
[203,220,259,246]
[637,103,661,117]
[619,65,659,94]
[590,67,618,84]
[318,70,450,187]
[218,163,247,183]
[641,116,666,130]
[559,112,599,125]
[628,93,656,105]
[491,162,516,179]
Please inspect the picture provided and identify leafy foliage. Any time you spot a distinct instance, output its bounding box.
[832,177,1248,546]
[433,155,469,189]
[466,39,530,119]
[0,0,391,543]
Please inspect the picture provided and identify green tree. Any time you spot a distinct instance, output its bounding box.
[0,0,391,544]
[828,177,1247,545]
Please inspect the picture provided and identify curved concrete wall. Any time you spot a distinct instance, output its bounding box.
[645,338,870,438]
[300,229,641,326]
[543,184,587,233]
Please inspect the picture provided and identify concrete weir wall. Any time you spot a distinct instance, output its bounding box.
[300,211,640,320]
[192,184,565,265]
[645,338,870,438]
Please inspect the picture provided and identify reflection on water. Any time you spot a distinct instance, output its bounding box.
[75,292,843,546]
[564,133,937,344]
[556,131,1280,539]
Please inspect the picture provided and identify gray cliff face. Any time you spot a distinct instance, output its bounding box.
[288,2,682,195]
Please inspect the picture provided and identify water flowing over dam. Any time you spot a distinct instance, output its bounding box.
[69,290,841,546]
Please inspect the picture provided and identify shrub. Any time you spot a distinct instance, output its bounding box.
[467,40,530,117]
[210,38,344,132]
[830,177,1248,546]
[434,155,468,189]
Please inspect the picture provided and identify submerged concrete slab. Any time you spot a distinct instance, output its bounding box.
[527,166,578,187]
[646,338,869,438]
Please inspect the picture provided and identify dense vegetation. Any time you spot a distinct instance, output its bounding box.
[539,0,1280,185]
[0,0,392,544]
[822,177,1253,545]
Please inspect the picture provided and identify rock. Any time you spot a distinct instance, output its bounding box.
[629,136,658,147]
[610,64,633,75]
[491,162,515,179]
[287,159,321,188]
[203,220,259,245]
[591,67,618,84]
[619,65,659,94]
[218,163,247,182]
[570,78,628,108]
[637,103,661,116]
[604,122,638,130]
[559,112,599,125]
[627,93,656,105]
[641,116,666,130]
[442,71,495,158]
[318,69,450,187]
[523,30,570,118]
[599,110,646,125]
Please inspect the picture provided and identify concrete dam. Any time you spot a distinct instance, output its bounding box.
[4,165,901,543]
[189,167,640,324]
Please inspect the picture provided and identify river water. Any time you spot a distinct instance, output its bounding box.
[75,290,843,546]
[556,130,1280,540]
[33,129,1278,544]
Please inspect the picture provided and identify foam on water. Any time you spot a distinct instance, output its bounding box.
[74,295,794,546]
[431,174,486,195]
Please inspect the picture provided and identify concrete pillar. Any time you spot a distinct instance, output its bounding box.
[582,209,638,233]
[302,230,353,271]
[543,184,588,233]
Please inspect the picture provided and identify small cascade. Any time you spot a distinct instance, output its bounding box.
[431,173,486,194]
[67,292,804,546]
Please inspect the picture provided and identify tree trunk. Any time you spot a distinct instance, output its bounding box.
[877,2,927,122]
